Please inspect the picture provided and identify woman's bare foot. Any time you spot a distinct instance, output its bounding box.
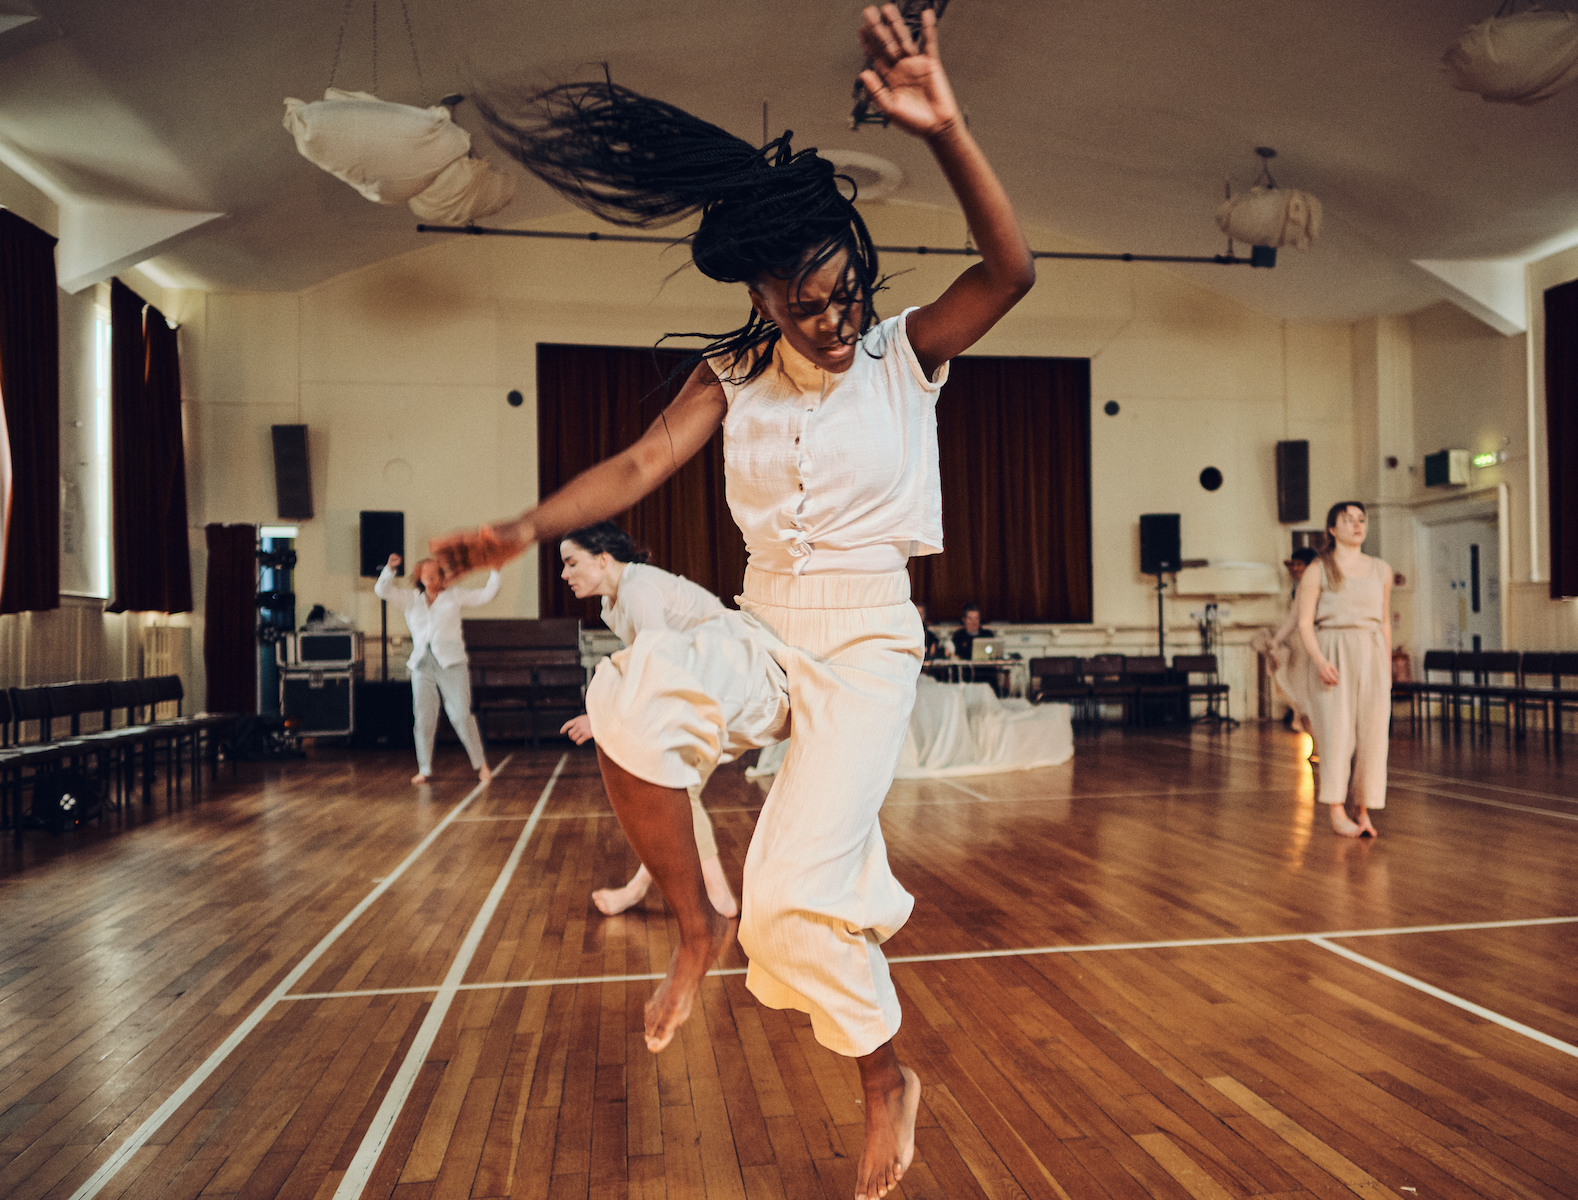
[1356,809,1379,837]
[411,772,431,785]
[1329,803,1364,837]
[644,909,734,1052]
[700,855,739,918]
[477,762,492,785]
[855,1058,921,1200]
[593,865,653,915]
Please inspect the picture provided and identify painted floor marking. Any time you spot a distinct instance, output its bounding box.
[331,754,566,1200]
[68,756,515,1200]
[279,914,1578,999]
[1310,936,1578,1060]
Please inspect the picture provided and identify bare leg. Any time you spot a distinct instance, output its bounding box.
[593,863,653,915]
[596,747,733,1051]
[701,854,740,918]
[854,1041,921,1200]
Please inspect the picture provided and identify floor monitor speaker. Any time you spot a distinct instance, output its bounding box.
[271,425,314,519]
[1139,513,1181,575]
[360,511,405,578]
[1276,439,1310,524]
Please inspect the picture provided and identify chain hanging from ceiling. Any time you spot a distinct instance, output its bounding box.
[327,0,427,102]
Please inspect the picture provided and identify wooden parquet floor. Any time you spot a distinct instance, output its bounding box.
[2,722,1576,1200]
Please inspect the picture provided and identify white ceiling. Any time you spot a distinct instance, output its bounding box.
[3,0,1576,326]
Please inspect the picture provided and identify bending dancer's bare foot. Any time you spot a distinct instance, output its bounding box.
[856,1059,921,1200]
[593,864,653,916]
[701,855,740,918]
[1356,809,1379,838]
[644,909,734,1052]
[477,762,492,785]
[411,772,431,785]
[1329,803,1364,838]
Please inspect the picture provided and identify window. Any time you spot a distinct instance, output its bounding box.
[59,290,112,598]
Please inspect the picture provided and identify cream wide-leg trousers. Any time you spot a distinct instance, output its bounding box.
[586,568,922,1058]
[1303,625,1390,809]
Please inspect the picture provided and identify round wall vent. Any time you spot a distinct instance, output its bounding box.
[822,150,905,201]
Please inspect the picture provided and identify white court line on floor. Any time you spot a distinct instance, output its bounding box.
[1310,936,1578,1060]
[281,913,1578,990]
[331,754,566,1200]
[1137,732,1578,821]
[1386,766,1578,807]
[67,755,515,1200]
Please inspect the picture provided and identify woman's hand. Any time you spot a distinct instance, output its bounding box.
[429,520,530,581]
[857,5,961,140]
[1318,660,1340,687]
[386,553,401,570]
[561,714,594,745]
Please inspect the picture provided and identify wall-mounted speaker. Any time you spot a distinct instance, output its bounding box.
[360,511,405,578]
[1139,513,1181,575]
[1275,439,1309,524]
[271,425,314,520]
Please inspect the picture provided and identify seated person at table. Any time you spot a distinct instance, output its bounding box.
[950,603,996,661]
[916,602,941,660]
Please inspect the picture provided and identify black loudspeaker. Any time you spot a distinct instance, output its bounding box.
[360,511,405,578]
[1139,513,1181,575]
[1275,439,1310,524]
[271,425,314,519]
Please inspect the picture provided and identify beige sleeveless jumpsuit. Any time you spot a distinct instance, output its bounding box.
[1302,559,1389,810]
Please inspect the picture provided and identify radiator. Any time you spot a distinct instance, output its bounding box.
[143,626,187,719]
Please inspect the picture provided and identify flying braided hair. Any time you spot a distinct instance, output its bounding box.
[475,78,884,384]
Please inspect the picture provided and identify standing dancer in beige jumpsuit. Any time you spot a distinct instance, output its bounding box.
[432,9,1034,1196]
[1296,502,1393,837]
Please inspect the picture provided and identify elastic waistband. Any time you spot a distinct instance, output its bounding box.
[1317,623,1383,631]
[742,566,912,609]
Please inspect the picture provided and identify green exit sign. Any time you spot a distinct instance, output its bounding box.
[1472,452,1496,468]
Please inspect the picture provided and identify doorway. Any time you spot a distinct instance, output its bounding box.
[1425,514,1501,652]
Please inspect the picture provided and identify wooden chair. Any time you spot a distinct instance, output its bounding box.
[1027,657,1090,722]
[465,618,586,749]
[1409,650,1458,730]
[1123,655,1184,726]
[1081,655,1134,725]
[1171,655,1232,724]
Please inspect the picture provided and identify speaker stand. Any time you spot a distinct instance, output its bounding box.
[1149,572,1166,657]
[380,599,388,682]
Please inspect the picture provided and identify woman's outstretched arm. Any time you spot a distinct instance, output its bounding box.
[858,4,1035,378]
[430,362,727,576]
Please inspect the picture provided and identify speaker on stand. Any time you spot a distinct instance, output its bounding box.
[360,511,405,682]
[1139,514,1181,657]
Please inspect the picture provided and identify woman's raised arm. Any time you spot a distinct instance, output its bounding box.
[430,362,727,577]
[858,4,1035,378]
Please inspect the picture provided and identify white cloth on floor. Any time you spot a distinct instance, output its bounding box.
[748,676,1073,781]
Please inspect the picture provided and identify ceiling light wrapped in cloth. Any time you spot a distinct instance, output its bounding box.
[1442,8,1578,105]
[283,88,515,222]
[1215,186,1322,251]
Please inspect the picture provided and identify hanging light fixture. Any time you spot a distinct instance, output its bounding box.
[1215,148,1322,257]
[1441,3,1578,105]
[282,0,514,225]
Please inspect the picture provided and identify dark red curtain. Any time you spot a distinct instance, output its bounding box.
[1545,279,1578,599]
[108,279,192,613]
[0,208,60,614]
[537,345,743,623]
[911,355,1092,623]
[204,523,257,714]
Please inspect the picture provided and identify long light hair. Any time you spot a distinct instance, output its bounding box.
[1317,500,1366,591]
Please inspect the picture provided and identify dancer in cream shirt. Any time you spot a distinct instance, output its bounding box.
[556,521,740,919]
[433,10,1035,1196]
[375,553,500,785]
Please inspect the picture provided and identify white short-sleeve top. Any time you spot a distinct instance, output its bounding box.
[716,307,949,576]
[601,562,727,646]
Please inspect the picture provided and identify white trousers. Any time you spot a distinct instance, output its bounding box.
[411,650,487,775]
[586,569,921,1058]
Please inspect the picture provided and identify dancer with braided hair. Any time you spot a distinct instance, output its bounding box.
[435,9,1033,1196]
